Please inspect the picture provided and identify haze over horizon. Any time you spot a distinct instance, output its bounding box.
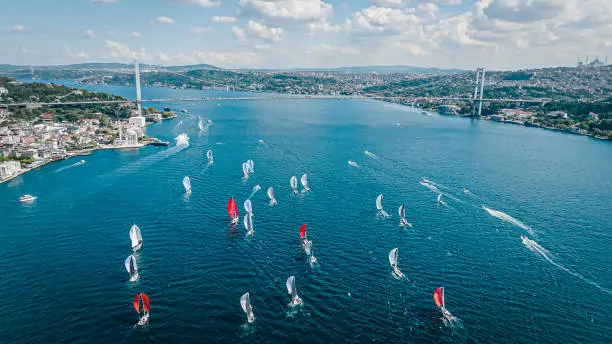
[1,0,610,70]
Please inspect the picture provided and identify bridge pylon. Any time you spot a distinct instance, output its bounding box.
[471,67,485,117]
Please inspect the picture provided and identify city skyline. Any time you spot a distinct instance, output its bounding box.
[1,0,611,70]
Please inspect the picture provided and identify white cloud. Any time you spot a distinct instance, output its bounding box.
[212,16,236,23]
[104,40,151,60]
[247,21,284,43]
[63,45,89,59]
[482,0,566,23]
[418,3,440,13]
[158,52,171,62]
[349,6,420,35]
[194,50,264,67]
[191,26,213,35]
[6,25,25,33]
[238,0,333,23]
[370,0,410,7]
[91,0,119,3]
[430,0,461,4]
[169,0,221,7]
[307,43,359,55]
[232,26,247,41]
[83,29,96,38]
[130,32,141,38]
[155,16,175,24]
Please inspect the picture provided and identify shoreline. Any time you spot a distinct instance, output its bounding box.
[0,137,170,184]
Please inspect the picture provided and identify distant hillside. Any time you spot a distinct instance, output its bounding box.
[0,63,221,73]
[239,65,466,74]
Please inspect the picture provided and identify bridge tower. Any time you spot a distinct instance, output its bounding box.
[134,60,142,116]
[471,67,485,117]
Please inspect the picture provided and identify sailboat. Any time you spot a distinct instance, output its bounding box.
[286,276,303,306]
[398,204,412,227]
[304,240,317,264]
[434,287,455,322]
[388,248,404,279]
[207,150,213,164]
[228,197,239,224]
[183,176,192,194]
[246,159,254,174]
[242,162,249,180]
[125,255,139,282]
[267,187,277,205]
[299,224,307,246]
[244,199,253,217]
[244,213,254,236]
[376,194,389,217]
[290,176,298,194]
[129,223,143,252]
[437,193,447,206]
[240,292,255,323]
[198,116,204,130]
[133,292,151,326]
[300,173,309,192]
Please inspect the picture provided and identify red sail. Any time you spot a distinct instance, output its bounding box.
[141,293,150,312]
[227,197,238,219]
[299,224,307,239]
[133,293,151,313]
[433,287,444,309]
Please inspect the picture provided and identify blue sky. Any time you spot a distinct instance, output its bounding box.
[2,0,611,69]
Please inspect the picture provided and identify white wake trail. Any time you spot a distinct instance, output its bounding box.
[53,160,85,173]
[522,237,612,295]
[483,206,533,234]
[364,150,380,160]
[419,180,441,193]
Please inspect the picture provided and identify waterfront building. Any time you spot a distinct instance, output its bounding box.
[126,129,138,145]
[128,116,146,128]
[0,160,21,179]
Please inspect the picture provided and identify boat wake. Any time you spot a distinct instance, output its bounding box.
[53,160,85,173]
[419,180,441,194]
[249,185,261,199]
[364,150,380,160]
[483,206,533,234]
[522,236,612,295]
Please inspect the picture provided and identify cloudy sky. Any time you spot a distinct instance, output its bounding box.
[1,0,611,69]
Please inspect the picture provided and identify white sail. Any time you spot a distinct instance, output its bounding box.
[244,214,253,231]
[198,116,204,130]
[206,149,213,163]
[183,176,191,193]
[398,204,405,218]
[437,193,442,203]
[129,224,142,248]
[247,159,254,173]
[304,240,312,256]
[389,248,399,266]
[286,276,297,298]
[253,185,261,192]
[175,133,190,146]
[125,255,138,275]
[242,162,249,176]
[244,199,252,213]
[240,292,252,314]
[267,187,275,200]
[301,174,308,188]
[290,176,298,191]
[376,194,384,210]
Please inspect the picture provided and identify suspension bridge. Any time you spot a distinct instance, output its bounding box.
[0,62,552,117]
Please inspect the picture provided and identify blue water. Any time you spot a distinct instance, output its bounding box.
[1,85,611,343]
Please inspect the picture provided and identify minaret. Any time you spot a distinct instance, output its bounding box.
[134,60,142,117]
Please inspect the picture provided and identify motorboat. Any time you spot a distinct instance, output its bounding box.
[19,194,37,203]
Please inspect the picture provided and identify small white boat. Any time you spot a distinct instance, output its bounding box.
[434,286,456,323]
[19,194,37,203]
[376,194,389,217]
[79,160,86,164]
[242,162,249,179]
[206,150,213,164]
[398,204,412,227]
[133,293,150,326]
[301,173,309,192]
[198,116,204,130]
[389,248,404,278]
[183,176,192,193]
[267,187,277,205]
[244,199,253,217]
[304,240,317,264]
[286,276,303,306]
[129,224,143,252]
[290,176,298,194]
[182,109,188,113]
[244,213,254,236]
[246,159,254,174]
[240,292,255,323]
[125,255,139,282]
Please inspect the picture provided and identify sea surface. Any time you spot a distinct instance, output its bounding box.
[1,84,611,344]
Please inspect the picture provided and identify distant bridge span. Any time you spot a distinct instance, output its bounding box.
[0,95,552,107]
